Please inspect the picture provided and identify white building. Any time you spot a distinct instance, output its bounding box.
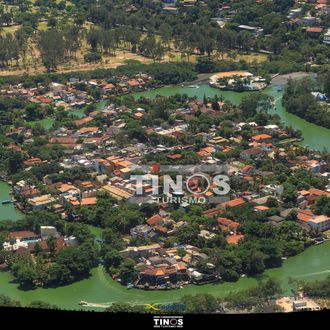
[307,215,330,232]
[323,29,330,45]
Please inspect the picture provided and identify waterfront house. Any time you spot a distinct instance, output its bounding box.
[28,194,55,209]
[138,264,188,286]
[10,231,39,241]
[29,236,65,253]
[120,244,162,258]
[307,215,330,232]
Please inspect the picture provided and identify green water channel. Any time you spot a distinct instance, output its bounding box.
[0,181,23,222]
[0,178,329,311]
[0,85,329,310]
[0,240,329,311]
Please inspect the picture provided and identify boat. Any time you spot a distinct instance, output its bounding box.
[127,283,134,289]
[187,85,200,89]
[1,200,13,205]
[79,301,88,305]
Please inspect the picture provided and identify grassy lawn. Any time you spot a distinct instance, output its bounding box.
[232,53,268,63]
[0,9,268,77]
[87,225,104,240]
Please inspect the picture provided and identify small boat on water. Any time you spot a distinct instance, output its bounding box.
[79,301,88,305]
[2,200,13,205]
[187,85,200,88]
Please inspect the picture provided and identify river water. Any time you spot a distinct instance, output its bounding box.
[131,84,330,151]
[0,241,329,310]
[0,181,23,222]
[0,84,329,310]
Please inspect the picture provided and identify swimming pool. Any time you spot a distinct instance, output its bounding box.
[21,239,41,245]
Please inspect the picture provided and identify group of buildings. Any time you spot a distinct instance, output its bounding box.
[2,225,77,255]
[209,71,268,91]
[7,94,329,234]
[0,65,329,290]
[213,0,330,45]
[0,73,153,111]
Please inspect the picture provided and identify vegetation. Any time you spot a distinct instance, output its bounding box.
[0,0,329,77]
[1,210,98,288]
[302,276,330,298]
[224,278,283,312]
[283,77,330,129]
[0,294,21,308]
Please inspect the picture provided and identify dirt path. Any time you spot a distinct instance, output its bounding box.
[270,72,317,86]
[181,73,214,86]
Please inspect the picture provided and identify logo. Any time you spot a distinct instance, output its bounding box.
[144,303,185,312]
[144,303,162,311]
[153,316,183,328]
[129,164,231,205]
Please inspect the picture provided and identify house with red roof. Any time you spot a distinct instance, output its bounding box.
[217,217,240,232]
[147,214,164,227]
[226,234,244,245]
[221,197,246,209]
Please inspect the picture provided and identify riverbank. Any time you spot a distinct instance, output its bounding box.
[180,71,315,89]
[181,73,214,86]
[1,241,329,311]
[270,71,317,86]
[0,181,23,222]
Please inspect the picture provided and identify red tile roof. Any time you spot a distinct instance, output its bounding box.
[308,188,330,197]
[306,27,323,33]
[167,154,183,160]
[217,217,240,231]
[252,134,271,141]
[10,231,38,240]
[297,209,314,222]
[221,198,245,208]
[226,234,244,244]
[81,197,97,206]
[147,214,163,226]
